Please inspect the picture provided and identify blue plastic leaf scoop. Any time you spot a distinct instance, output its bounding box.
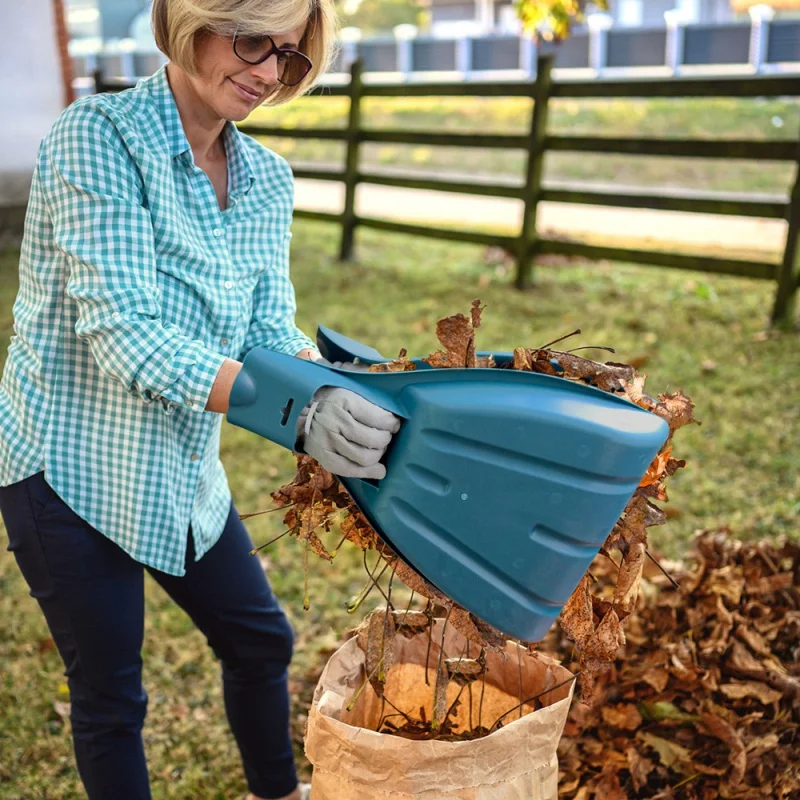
[227,329,670,642]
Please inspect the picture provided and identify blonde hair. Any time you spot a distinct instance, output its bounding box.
[151,0,339,105]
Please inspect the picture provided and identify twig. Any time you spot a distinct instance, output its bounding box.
[538,329,581,350]
[329,531,348,559]
[239,502,294,521]
[303,537,310,611]
[478,647,487,731]
[424,599,434,686]
[517,642,523,720]
[383,695,414,723]
[467,641,473,733]
[249,527,295,555]
[375,696,386,732]
[346,558,391,614]
[565,345,615,354]
[439,641,469,731]
[346,653,386,712]
[487,675,577,734]
[378,567,397,684]
[431,605,454,730]
[646,549,680,589]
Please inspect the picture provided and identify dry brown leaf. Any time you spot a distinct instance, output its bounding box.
[626,746,655,792]
[614,541,646,615]
[583,609,624,662]
[699,711,747,786]
[356,607,396,698]
[718,681,783,704]
[639,446,673,488]
[601,703,643,731]
[560,575,594,649]
[593,764,627,800]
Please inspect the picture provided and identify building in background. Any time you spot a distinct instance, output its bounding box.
[1,0,71,238]
[428,0,755,36]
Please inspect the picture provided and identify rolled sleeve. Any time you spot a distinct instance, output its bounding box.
[43,102,225,413]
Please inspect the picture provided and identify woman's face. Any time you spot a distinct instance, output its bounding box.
[191,21,309,121]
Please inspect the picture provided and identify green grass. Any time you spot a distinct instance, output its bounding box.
[247,95,800,195]
[1,225,798,798]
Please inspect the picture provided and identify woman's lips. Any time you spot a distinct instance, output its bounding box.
[230,79,261,102]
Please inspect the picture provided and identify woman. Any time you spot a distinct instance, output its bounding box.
[0,1,399,798]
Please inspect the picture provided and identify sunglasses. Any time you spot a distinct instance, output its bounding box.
[232,31,312,87]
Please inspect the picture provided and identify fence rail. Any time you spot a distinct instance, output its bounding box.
[95,58,800,326]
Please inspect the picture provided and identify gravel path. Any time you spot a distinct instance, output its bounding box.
[294,178,787,258]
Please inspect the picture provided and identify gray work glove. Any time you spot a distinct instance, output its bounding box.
[312,356,372,373]
[296,386,401,479]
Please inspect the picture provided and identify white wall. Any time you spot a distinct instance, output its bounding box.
[0,0,65,210]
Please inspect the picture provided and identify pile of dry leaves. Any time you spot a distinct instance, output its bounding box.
[545,529,799,799]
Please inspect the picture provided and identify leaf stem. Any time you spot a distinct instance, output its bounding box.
[487,675,577,734]
[646,549,681,589]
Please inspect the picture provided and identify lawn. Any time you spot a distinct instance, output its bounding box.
[247,95,800,196]
[0,222,798,798]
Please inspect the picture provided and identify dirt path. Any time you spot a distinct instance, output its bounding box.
[295,178,786,258]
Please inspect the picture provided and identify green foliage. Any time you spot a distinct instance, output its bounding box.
[336,0,426,35]
[515,0,609,39]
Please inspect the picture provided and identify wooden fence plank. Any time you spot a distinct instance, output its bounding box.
[551,73,800,99]
[538,239,778,281]
[339,60,364,261]
[355,215,517,249]
[547,136,797,160]
[360,129,529,149]
[516,55,553,290]
[772,138,800,325]
[357,171,522,198]
[541,185,787,218]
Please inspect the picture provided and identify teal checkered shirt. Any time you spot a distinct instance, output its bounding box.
[0,66,315,574]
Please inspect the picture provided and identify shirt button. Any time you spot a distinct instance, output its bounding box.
[220,338,229,346]
[186,400,194,407]
[224,281,233,290]
[213,227,224,237]
[191,453,200,462]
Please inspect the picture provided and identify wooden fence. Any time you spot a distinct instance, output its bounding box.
[97,58,800,326]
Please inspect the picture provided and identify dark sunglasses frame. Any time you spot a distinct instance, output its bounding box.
[231,31,312,87]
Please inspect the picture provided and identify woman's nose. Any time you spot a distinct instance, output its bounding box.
[248,54,280,85]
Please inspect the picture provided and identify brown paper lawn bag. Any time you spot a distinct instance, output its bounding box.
[305,617,574,800]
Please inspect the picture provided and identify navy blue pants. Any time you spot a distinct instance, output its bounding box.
[0,471,298,800]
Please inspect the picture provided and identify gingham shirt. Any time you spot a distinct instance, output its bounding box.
[0,66,315,574]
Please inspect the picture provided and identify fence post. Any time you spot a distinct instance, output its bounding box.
[93,67,106,93]
[515,54,554,290]
[394,24,417,81]
[338,59,364,262]
[456,34,474,79]
[664,10,687,74]
[772,141,800,327]
[519,32,537,79]
[587,12,613,74]
[748,4,776,73]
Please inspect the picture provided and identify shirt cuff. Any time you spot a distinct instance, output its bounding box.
[147,346,228,415]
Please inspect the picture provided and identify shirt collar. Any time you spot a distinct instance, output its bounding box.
[143,66,255,199]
